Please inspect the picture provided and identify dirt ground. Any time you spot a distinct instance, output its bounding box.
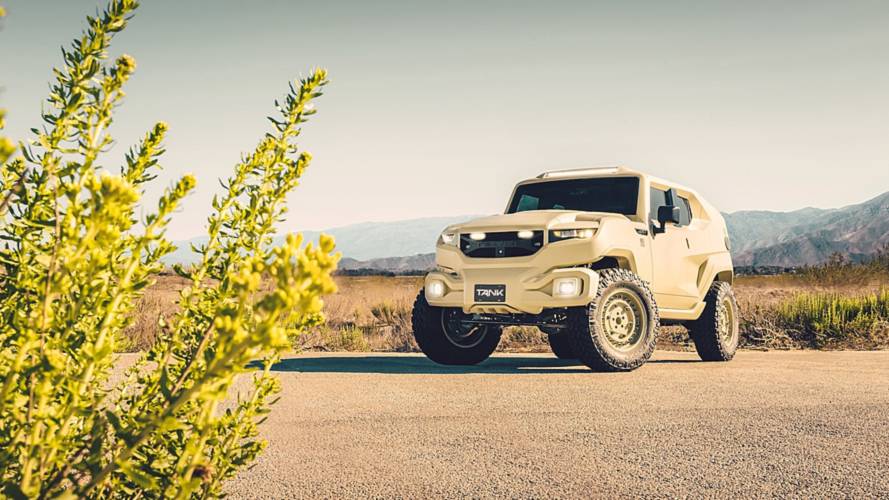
[219,350,889,498]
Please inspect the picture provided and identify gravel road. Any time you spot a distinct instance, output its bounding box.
[226,351,889,498]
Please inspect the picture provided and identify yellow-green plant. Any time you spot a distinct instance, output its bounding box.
[0,0,337,497]
[0,5,14,168]
[777,289,889,346]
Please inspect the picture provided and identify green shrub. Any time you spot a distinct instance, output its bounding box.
[776,289,889,347]
[323,326,370,352]
[0,1,337,497]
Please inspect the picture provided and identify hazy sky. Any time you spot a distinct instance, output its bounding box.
[2,0,888,239]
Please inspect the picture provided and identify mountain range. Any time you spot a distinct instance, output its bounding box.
[167,191,889,270]
[726,191,889,267]
[163,215,481,266]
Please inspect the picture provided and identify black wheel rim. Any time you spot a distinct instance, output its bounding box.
[441,309,488,348]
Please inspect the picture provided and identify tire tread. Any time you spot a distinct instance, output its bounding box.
[565,268,659,372]
[411,290,501,365]
[688,281,738,362]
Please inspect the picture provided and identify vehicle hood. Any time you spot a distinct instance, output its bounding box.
[445,210,625,233]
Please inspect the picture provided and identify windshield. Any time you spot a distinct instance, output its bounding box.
[507,176,640,215]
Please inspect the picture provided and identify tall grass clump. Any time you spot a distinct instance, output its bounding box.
[777,290,889,348]
[369,299,416,351]
[796,246,889,286]
[0,1,337,497]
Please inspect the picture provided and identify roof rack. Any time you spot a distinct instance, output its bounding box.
[536,166,624,179]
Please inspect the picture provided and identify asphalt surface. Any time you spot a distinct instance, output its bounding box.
[225,351,889,498]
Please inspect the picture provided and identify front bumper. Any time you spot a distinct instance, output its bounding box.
[424,265,599,315]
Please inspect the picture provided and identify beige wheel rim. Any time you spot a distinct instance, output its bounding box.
[600,289,647,352]
[717,297,737,344]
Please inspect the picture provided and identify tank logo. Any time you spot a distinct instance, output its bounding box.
[474,284,506,303]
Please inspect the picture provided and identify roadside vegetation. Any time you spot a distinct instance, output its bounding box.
[313,248,889,352]
[135,252,889,355]
[796,245,889,286]
[734,249,889,350]
[775,290,889,348]
[0,1,336,497]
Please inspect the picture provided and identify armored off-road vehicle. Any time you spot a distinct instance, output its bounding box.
[412,166,738,372]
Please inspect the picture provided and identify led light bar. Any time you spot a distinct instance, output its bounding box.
[537,166,622,179]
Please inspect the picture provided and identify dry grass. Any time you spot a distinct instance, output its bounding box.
[118,273,187,352]
[124,268,889,354]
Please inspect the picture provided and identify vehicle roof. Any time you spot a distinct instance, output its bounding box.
[529,165,696,196]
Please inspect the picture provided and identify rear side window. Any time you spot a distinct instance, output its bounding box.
[678,197,693,226]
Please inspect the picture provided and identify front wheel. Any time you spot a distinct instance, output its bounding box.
[565,268,659,372]
[687,281,739,361]
[411,290,501,365]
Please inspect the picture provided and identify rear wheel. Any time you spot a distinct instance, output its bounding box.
[411,290,502,365]
[545,330,576,359]
[688,281,739,361]
[565,268,659,372]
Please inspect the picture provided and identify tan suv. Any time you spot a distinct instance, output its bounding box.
[412,166,738,372]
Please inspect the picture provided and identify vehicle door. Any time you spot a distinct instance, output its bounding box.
[648,187,699,310]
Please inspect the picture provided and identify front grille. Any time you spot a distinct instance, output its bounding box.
[460,231,543,258]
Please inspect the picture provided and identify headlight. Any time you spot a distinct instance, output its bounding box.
[549,228,596,242]
[553,277,582,298]
[427,279,446,298]
[439,232,458,246]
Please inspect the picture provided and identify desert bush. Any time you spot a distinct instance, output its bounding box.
[737,288,889,349]
[738,304,798,349]
[301,325,370,352]
[0,1,336,497]
[499,326,548,351]
[369,299,417,351]
[796,248,889,286]
[775,289,889,348]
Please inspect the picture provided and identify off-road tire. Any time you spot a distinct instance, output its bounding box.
[566,268,659,372]
[546,331,576,359]
[688,281,739,361]
[411,290,502,365]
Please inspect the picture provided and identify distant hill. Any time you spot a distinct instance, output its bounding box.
[167,191,889,271]
[723,207,834,255]
[728,191,889,267]
[338,254,435,273]
[163,215,482,265]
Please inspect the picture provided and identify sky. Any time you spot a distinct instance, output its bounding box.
[1,0,888,240]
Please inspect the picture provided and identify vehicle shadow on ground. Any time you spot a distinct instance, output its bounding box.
[266,355,700,375]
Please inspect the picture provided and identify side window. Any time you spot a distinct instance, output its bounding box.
[678,197,692,226]
[649,188,667,223]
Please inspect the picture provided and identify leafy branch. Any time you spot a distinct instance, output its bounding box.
[0,1,337,498]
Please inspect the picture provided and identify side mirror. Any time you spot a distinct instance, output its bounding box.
[657,205,680,225]
[654,205,680,234]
